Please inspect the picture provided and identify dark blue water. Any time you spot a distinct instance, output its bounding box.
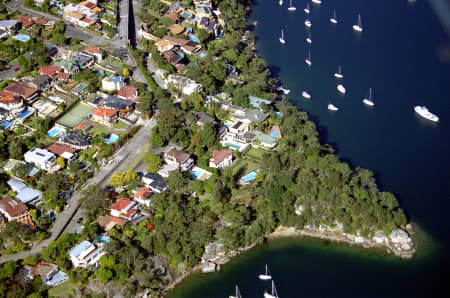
[169,1,450,297]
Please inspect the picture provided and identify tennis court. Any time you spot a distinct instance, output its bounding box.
[57,103,94,128]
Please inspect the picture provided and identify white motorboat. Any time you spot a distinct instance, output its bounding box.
[306,32,312,44]
[263,280,279,298]
[229,285,243,298]
[304,3,310,14]
[337,84,346,94]
[279,29,285,44]
[362,88,374,106]
[414,106,439,122]
[288,0,296,11]
[305,50,311,66]
[258,264,272,281]
[334,66,343,79]
[353,14,363,32]
[305,19,311,28]
[312,0,322,4]
[328,103,339,111]
[330,10,338,24]
[302,91,311,99]
[279,0,283,6]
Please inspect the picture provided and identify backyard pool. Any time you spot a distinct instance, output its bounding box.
[224,142,241,150]
[13,34,30,42]
[93,96,103,105]
[190,167,212,180]
[46,127,62,138]
[17,109,31,119]
[240,171,257,183]
[274,111,283,117]
[199,53,206,58]
[1,121,11,130]
[97,235,110,243]
[105,133,119,144]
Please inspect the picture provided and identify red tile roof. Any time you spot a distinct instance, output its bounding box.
[24,261,57,278]
[120,208,137,219]
[135,187,152,201]
[111,198,133,211]
[210,149,232,166]
[0,197,29,218]
[3,83,38,99]
[0,91,20,105]
[83,46,102,54]
[47,143,78,156]
[34,17,48,25]
[93,108,118,119]
[117,86,138,102]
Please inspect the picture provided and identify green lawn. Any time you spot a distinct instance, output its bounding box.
[113,120,128,130]
[89,125,110,136]
[232,159,260,176]
[126,142,151,171]
[56,102,94,128]
[246,147,267,160]
[48,281,74,297]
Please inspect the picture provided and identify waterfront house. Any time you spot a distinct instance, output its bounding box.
[228,120,250,135]
[0,91,24,116]
[69,240,105,268]
[24,148,56,171]
[252,130,277,148]
[110,198,138,221]
[164,149,194,171]
[248,95,271,109]
[0,197,33,232]
[209,149,233,169]
[23,261,69,287]
[193,111,215,128]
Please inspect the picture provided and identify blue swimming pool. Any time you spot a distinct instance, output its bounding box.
[182,12,190,18]
[225,142,241,150]
[178,53,184,58]
[240,171,257,183]
[46,127,62,138]
[1,121,11,130]
[18,110,31,119]
[93,97,103,105]
[13,35,30,42]
[199,53,206,58]
[274,111,283,118]
[97,235,110,243]
[105,133,119,144]
[192,170,203,179]
[188,36,198,42]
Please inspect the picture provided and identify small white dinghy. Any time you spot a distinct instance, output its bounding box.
[302,91,311,99]
[306,32,312,44]
[305,50,311,66]
[334,65,343,79]
[353,14,363,32]
[337,84,346,94]
[258,264,272,281]
[330,10,338,24]
[279,0,283,6]
[328,103,339,111]
[312,0,322,4]
[362,88,374,106]
[305,19,312,28]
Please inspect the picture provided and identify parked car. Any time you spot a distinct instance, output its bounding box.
[76,217,83,224]
[13,67,20,72]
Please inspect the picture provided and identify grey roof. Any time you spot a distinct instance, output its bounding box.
[32,75,50,86]
[102,96,134,110]
[194,112,215,125]
[16,187,42,203]
[0,20,18,28]
[58,132,90,148]
[7,178,26,193]
[243,109,268,124]
[199,17,209,26]
[71,52,94,66]
[143,173,167,192]
[69,240,92,257]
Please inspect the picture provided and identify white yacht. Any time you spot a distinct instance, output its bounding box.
[312,0,322,4]
[276,86,290,95]
[330,10,338,24]
[414,106,439,122]
[306,32,312,44]
[353,14,363,32]
[288,0,296,11]
[279,0,283,6]
[279,29,285,44]
[305,19,312,28]
[264,280,279,298]
[334,66,343,79]
[304,3,310,14]
[229,285,243,298]
[337,84,346,94]
[328,103,339,111]
[258,264,272,281]
[362,88,374,106]
[302,91,311,99]
[305,50,311,66]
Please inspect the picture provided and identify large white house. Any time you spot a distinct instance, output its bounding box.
[102,75,125,92]
[24,148,56,171]
[209,149,233,169]
[69,241,105,268]
[165,75,202,96]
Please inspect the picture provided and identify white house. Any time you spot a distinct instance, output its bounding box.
[102,75,125,92]
[209,149,233,169]
[69,240,105,268]
[164,149,194,171]
[24,148,56,171]
[133,187,153,207]
[7,179,42,205]
[165,75,202,96]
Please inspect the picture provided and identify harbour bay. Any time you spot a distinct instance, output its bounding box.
[169,0,450,297]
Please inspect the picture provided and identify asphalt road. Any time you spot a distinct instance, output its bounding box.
[0,119,155,264]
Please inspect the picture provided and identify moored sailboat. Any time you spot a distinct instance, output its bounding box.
[304,3,310,14]
[337,84,346,94]
[328,103,339,111]
[305,50,311,66]
[302,91,311,99]
[229,285,243,298]
[263,280,280,298]
[334,66,343,79]
[330,10,338,24]
[353,14,363,32]
[258,264,272,280]
[288,0,296,11]
[279,29,285,44]
[306,32,312,44]
[362,88,374,106]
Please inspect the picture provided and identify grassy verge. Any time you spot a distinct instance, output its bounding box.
[89,126,110,136]
[48,282,74,297]
[126,142,151,171]
[113,120,129,130]
[245,147,267,160]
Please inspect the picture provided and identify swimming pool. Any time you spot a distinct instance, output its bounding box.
[97,235,110,243]
[105,133,119,144]
[182,12,190,18]
[46,127,62,138]
[190,167,212,180]
[225,142,241,150]
[18,109,31,118]
[188,36,198,42]
[199,53,206,58]
[73,83,87,93]
[240,171,257,183]
[192,170,203,179]
[1,121,11,130]
[178,53,184,58]
[93,97,103,105]
[274,111,283,117]
[13,35,30,42]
